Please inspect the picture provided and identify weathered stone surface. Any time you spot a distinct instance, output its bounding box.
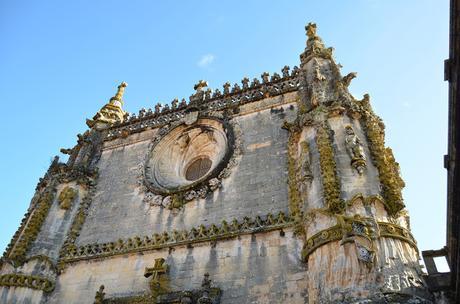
[0,24,434,304]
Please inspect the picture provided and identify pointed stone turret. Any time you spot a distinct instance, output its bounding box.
[86,82,127,129]
[286,23,430,303]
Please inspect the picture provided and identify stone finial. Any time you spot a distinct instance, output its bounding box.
[301,22,332,64]
[231,83,241,93]
[179,98,187,108]
[261,72,270,83]
[223,82,231,95]
[154,103,162,114]
[212,89,222,98]
[110,82,128,104]
[305,22,317,40]
[281,66,290,78]
[171,98,179,109]
[241,77,250,90]
[190,80,208,105]
[86,82,127,129]
[205,88,212,100]
[194,80,208,91]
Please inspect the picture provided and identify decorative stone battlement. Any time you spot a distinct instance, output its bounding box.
[105,66,301,141]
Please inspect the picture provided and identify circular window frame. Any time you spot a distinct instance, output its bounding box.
[143,117,235,196]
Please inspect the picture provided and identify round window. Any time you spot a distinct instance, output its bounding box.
[185,157,212,181]
[144,118,230,195]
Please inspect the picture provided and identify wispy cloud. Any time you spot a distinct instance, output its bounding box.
[197,54,215,68]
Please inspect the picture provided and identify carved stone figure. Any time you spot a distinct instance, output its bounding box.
[344,125,367,174]
[298,141,313,189]
[58,186,77,210]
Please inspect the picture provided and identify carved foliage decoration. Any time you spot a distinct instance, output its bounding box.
[315,123,344,213]
[361,109,405,215]
[287,128,313,227]
[8,189,55,265]
[58,186,78,210]
[287,131,302,217]
[0,273,55,293]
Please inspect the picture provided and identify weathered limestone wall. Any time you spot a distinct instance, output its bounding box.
[28,182,86,261]
[76,95,297,246]
[48,229,308,303]
[0,286,43,304]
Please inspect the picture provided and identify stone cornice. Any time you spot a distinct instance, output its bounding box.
[0,273,55,293]
[60,211,293,264]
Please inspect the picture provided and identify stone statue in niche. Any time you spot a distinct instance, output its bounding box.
[344,125,367,174]
[58,186,77,210]
[297,141,313,191]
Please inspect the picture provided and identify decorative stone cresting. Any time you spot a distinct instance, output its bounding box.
[0,273,55,293]
[105,67,301,141]
[60,211,292,263]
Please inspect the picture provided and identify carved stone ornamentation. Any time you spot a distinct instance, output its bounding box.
[144,258,169,299]
[58,186,78,210]
[59,211,292,263]
[344,125,367,175]
[138,117,242,210]
[0,273,55,293]
[86,82,127,129]
[94,285,105,304]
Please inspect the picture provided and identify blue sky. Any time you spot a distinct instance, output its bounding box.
[0,0,449,268]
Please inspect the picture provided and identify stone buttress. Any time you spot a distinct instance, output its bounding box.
[0,23,434,304]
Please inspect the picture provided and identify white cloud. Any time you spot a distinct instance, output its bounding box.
[197,54,215,68]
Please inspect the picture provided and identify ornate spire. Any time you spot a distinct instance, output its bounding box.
[300,22,333,64]
[110,81,128,105]
[86,82,127,129]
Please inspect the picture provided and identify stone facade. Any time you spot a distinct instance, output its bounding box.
[1,24,435,303]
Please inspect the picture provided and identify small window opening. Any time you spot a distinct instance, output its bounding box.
[185,157,212,181]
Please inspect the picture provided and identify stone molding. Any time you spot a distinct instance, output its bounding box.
[302,221,417,261]
[60,211,293,263]
[0,273,55,293]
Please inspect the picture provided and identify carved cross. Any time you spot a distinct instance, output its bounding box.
[144,258,167,280]
[144,258,169,298]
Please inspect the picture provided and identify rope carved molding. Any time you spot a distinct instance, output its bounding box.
[302,218,417,262]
